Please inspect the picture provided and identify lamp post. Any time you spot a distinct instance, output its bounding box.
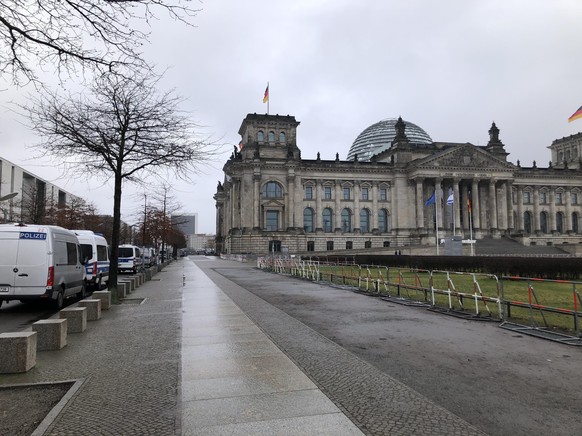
[0,192,18,223]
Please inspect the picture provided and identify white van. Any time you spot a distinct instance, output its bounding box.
[74,230,110,292]
[118,244,143,274]
[0,223,86,309]
[142,247,157,268]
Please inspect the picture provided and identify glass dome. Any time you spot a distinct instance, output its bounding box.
[347,118,433,161]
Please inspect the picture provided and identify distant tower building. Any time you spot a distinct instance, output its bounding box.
[171,213,198,248]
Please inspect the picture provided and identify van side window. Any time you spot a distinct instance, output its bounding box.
[54,241,68,265]
[80,244,92,261]
[66,242,78,265]
[97,245,108,261]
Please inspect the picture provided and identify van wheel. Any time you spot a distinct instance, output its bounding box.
[54,291,64,310]
[78,283,88,299]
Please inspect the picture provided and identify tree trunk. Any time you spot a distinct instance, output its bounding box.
[109,172,123,302]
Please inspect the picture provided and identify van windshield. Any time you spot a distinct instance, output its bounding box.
[119,247,134,257]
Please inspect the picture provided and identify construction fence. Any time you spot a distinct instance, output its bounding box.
[257,256,582,345]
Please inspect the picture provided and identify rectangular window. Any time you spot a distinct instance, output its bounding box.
[556,192,563,205]
[305,186,313,199]
[380,188,387,201]
[307,241,315,251]
[266,211,279,231]
[361,188,369,200]
[268,240,281,252]
[326,241,334,251]
[343,187,350,200]
[324,187,332,200]
[67,242,78,265]
[346,241,353,249]
[383,241,391,247]
[572,193,578,205]
[540,192,547,204]
[523,191,531,204]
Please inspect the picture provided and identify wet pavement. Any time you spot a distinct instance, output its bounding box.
[1,256,579,435]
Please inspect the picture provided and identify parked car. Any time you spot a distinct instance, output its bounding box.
[0,223,86,309]
[74,230,110,292]
[118,244,143,274]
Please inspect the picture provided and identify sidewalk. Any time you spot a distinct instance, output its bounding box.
[0,258,362,435]
[0,257,486,435]
[180,259,363,435]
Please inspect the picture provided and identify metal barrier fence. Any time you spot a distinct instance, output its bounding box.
[257,257,582,342]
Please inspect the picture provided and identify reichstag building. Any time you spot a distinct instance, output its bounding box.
[214,113,582,255]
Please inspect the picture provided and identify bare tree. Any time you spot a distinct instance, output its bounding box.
[0,0,199,86]
[26,72,216,299]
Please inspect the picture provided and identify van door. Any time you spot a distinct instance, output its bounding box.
[12,231,50,296]
[0,231,20,296]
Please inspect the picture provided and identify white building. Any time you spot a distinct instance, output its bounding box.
[0,156,82,223]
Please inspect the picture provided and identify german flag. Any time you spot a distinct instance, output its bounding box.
[263,84,269,103]
[568,105,582,123]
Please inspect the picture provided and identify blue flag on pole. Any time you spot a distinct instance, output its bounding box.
[424,192,436,206]
[446,193,454,205]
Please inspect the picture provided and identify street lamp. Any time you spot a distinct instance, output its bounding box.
[0,192,18,222]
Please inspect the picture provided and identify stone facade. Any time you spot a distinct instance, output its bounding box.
[214,113,582,255]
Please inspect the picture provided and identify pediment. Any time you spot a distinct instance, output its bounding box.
[261,199,285,207]
[414,144,514,170]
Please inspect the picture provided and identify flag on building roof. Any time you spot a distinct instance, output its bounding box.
[568,105,582,123]
[424,192,435,206]
[263,84,269,103]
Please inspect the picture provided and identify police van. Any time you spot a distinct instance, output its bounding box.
[74,230,110,292]
[0,223,86,309]
[118,244,143,274]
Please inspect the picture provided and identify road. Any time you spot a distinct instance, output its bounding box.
[194,259,582,436]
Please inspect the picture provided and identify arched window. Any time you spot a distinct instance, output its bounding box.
[303,208,314,233]
[540,211,548,233]
[257,130,264,142]
[268,131,275,142]
[573,212,579,233]
[556,212,564,234]
[279,131,286,142]
[524,211,532,234]
[378,209,389,233]
[263,181,283,198]
[359,209,370,233]
[323,208,333,232]
[341,208,352,232]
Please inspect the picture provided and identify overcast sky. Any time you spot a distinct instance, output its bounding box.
[2,0,582,234]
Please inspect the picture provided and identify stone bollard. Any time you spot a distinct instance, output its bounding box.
[78,299,101,321]
[92,290,111,310]
[32,319,67,351]
[59,307,87,333]
[0,332,37,373]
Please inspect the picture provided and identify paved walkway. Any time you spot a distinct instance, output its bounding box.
[0,257,486,435]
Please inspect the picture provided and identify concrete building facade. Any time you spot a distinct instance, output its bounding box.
[214,113,582,255]
[0,156,82,223]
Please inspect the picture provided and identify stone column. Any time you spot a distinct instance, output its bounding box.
[316,180,323,231]
[287,174,295,229]
[566,188,572,232]
[334,181,341,231]
[253,175,260,228]
[353,182,360,231]
[549,188,556,232]
[435,178,443,230]
[533,187,540,232]
[516,185,524,232]
[416,179,424,230]
[461,183,469,231]
[489,179,498,230]
[506,181,514,232]
[472,179,481,231]
[372,182,379,231]
[453,179,461,231]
